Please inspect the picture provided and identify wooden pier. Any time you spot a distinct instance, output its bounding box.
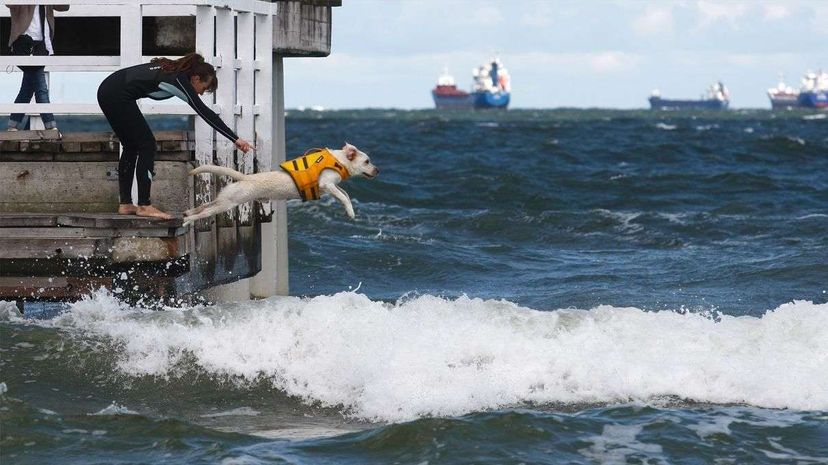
[0,0,341,307]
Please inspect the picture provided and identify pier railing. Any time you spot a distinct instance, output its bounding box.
[0,0,291,301]
[1,0,275,224]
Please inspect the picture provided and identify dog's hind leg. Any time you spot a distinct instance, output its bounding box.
[184,203,210,217]
[183,198,237,225]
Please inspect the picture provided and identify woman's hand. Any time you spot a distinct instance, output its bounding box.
[235,138,255,153]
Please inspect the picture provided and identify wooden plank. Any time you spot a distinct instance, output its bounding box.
[56,213,183,229]
[0,238,102,259]
[0,214,58,227]
[0,129,62,141]
[0,141,20,152]
[194,4,217,233]
[0,161,192,214]
[53,153,120,162]
[0,152,53,161]
[60,132,119,143]
[0,227,185,239]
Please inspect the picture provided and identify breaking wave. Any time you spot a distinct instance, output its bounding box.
[4,291,827,422]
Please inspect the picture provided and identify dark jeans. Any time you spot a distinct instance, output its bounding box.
[9,67,56,129]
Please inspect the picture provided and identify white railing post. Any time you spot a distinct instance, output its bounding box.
[250,8,277,298]
[214,6,237,225]
[1,0,284,298]
[236,10,255,225]
[120,3,143,67]
[194,4,216,231]
[272,55,288,296]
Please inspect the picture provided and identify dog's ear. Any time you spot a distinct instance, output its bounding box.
[342,142,358,161]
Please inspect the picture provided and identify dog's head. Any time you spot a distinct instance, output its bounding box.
[341,142,379,179]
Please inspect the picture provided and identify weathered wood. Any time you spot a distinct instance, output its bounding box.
[0,129,62,141]
[0,238,100,259]
[0,213,58,227]
[81,142,103,152]
[1,227,185,239]
[0,161,193,213]
[0,131,195,157]
[0,234,187,260]
[0,141,20,152]
[273,1,333,57]
[56,213,182,229]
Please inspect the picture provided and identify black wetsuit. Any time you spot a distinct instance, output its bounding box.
[97,63,238,206]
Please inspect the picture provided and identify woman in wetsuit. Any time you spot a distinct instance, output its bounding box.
[97,53,252,219]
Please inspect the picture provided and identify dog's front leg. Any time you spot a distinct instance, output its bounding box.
[321,183,355,219]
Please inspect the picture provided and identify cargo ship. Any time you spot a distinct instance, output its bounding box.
[431,68,472,109]
[432,58,511,110]
[648,82,729,110]
[767,75,800,109]
[797,70,828,109]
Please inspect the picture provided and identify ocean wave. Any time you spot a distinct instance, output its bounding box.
[9,291,828,422]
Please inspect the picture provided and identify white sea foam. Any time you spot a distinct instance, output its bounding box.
[201,407,260,418]
[90,401,138,416]
[580,424,663,463]
[26,291,828,422]
[655,123,676,130]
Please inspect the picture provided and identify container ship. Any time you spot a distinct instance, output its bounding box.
[432,58,511,110]
[648,82,729,110]
[767,75,800,109]
[797,70,828,109]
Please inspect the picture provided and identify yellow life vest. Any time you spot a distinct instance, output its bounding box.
[280,149,350,201]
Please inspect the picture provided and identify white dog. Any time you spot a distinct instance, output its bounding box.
[183,143,378,226]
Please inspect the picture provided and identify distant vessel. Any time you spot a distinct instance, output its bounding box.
[767,75,800,109]
[431,58,511,110]
[648,82,730,110]
[797,70,828,109]
[431,68,472,109]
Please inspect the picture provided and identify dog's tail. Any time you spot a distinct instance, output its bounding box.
[189,164,247,181]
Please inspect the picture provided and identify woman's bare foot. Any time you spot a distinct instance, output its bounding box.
[118,204,138,215]
[136,205,172,220]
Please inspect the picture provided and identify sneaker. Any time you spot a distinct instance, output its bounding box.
[7,127,18,131]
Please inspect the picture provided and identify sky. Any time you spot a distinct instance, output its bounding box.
[1,0,826,110]
[283,0,827,109]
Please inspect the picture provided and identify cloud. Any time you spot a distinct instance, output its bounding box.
[520,2,555,27]
[588,52,642,73]
[695,0,749,27]
[814,4,828,34]
[468,5,503,26]
[504,51,642,75]
[632,6,675,36]
[762,3,790,21]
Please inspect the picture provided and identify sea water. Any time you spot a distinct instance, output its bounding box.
[2,109,826,464]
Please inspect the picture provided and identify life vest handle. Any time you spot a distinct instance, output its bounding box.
[303,147,326,156]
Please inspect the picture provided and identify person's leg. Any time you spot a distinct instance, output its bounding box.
[8,71,36,130]
[117,147,139,210]
[98,95,141,210]
[131,119,170,218]
[31,69,56,129]
[99,98,168,218]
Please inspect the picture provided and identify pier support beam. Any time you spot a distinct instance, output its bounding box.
[251,56,288,298]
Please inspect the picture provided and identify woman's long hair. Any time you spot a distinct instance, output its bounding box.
[151,53,218,92]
